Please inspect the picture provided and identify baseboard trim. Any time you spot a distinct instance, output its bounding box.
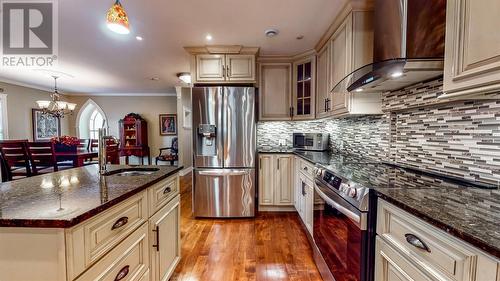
[179,167,193,176]
[258,205,297,212]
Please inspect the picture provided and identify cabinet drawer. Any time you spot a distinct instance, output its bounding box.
[377,199,499,281]
[66,191,149,279]
[148,175,179,215]
[298,158,314,179]
[75,223,150,281]
[375,236,434,281]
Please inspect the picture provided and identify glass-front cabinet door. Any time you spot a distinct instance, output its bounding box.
[293,56,316,120]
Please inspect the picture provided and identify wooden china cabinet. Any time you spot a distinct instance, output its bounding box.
[119,113,150,165]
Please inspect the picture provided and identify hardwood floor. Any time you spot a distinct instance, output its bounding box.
[170,173,322,281]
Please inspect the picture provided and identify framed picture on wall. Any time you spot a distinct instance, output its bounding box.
[159,114,177,136]
[32,109,61,141]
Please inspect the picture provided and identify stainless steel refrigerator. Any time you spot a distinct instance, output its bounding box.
[192,87,256,218]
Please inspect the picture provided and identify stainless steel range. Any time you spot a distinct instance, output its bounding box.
[312,161,376,281]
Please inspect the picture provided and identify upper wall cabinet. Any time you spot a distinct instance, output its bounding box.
[316,44,330,119]
[258,53,316,121]
[293,56,316,120]
[443,0,500,99]
[259,62,292,121]
[185,45,258,84]
[316,8,382,118]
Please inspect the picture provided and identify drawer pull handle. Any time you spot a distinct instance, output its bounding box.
[303,166,308,171]
[405,233,431,253]
[114,265,129,281]
[163,186,172,194]
[111,216,129,230]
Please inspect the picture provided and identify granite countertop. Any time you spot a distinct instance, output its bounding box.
[258,147,500,258]
[0,165,182,228]
[374,187,500,259]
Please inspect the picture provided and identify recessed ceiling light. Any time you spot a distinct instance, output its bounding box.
[355,88,363,92]
[136,36,143,41]
[391,72,403,78]
[265,29,279,38]
[206,34,213,41]
[177,72,191,84]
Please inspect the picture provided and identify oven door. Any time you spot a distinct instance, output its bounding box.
[313,180,368,281]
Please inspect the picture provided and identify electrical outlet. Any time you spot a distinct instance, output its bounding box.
[278,139,287,146]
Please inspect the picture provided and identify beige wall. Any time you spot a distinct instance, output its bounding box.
[66,95,177,165]
[0,82,70,140]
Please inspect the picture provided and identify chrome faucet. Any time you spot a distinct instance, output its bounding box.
[98,127,119,175]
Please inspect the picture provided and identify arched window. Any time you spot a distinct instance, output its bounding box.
[89,109,104,139]
[76,99,107,139]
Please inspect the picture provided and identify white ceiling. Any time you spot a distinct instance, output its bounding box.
[0,0,347,94]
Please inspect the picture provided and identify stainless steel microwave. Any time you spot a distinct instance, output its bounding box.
[293,133,329,151]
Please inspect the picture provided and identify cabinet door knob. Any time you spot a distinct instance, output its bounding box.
[163,186,172,194]
[114,265,129,281]
[405,233,431,253]
[111,216,129,230]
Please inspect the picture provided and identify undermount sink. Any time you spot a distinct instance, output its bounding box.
[105,167,159,177]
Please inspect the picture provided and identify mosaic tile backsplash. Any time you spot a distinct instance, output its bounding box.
[257,78,500,185]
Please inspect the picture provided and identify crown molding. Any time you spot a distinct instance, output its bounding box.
[65,92,177,97]
[0,78,52,93]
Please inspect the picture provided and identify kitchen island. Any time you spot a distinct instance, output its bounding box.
[0,164,182,281]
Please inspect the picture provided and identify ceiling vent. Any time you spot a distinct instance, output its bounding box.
[265,29,279,38]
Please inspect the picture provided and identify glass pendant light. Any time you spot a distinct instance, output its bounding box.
[106,0,130,34]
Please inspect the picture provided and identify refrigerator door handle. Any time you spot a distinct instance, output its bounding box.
[197,169,251,176]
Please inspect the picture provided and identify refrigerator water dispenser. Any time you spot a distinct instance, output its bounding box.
[197,124,217,156]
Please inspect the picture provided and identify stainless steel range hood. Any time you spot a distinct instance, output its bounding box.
[332,0,446,93]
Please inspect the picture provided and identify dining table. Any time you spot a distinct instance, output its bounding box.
[55,150,98,167]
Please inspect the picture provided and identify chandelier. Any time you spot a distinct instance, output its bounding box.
[36,76,77,118]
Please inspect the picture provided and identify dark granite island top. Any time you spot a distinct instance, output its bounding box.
[0,164,182,228]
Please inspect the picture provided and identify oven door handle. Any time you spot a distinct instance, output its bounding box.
[314,181,366,230]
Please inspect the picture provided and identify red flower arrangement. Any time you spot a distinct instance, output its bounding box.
[50,136,80,146]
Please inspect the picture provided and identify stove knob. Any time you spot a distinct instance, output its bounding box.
[347,187,357,198]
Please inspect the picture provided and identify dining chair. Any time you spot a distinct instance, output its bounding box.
[27,142,59,175]
[0,140,32,181]
[85,139,99,165]
[78,139,89,150]
[156,137,178,165]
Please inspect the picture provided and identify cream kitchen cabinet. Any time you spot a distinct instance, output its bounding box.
[294,156,315,236]
[442,0,500,99]
[292,55,316,120]
[258,154,294,210]
[0,173,182,281]
[316,9,381,117]
[375,199,500,281]
[259,63,292,121]
[316,43,331,119]
[258,52,316,121]
[196,54,255,83]
[149,194,181,281]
